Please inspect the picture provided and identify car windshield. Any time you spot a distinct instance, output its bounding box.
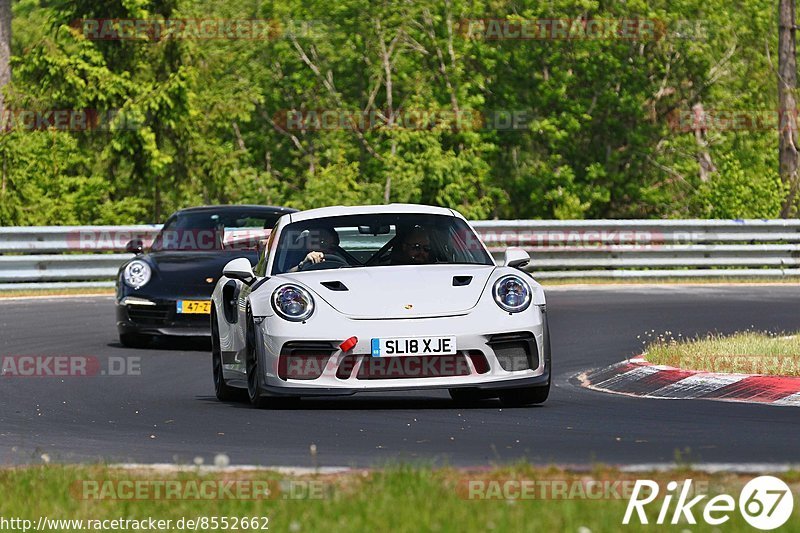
[271,213,493,274]
[151,210,283,252]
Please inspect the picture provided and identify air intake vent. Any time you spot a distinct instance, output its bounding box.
[321,281,348,291]
[452,276,473,286]
[487,332,539,371]
[278,341,338,380]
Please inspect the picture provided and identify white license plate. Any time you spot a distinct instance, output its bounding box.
[371,336,457,357]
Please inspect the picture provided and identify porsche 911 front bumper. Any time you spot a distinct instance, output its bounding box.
[250,304,551,397]
[116,298,211,337]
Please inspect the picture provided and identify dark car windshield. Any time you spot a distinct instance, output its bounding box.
[151,210,284,252]
[271,213,493,274]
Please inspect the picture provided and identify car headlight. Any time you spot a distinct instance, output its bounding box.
[493,275,531,313]
[123,260,152,289]
[272,284,315,322]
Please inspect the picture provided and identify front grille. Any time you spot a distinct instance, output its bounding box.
[466,350,490,374]
[356,353,471,380]
[173,313,210,324]
[487,332,539,371]
[127,305,171,324]
[278,342,338,380]
[336,354,359,379]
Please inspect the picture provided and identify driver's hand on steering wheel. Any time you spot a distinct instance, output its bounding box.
[304,251,325,264]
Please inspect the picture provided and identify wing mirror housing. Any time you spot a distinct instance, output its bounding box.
[223,257,256,285]
[504,247,530,269]
[125,239,144,254]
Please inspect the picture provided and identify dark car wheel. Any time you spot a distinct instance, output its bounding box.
[245,307,299,409]
[211,308,240,402]
[245,308,271,409]
[498,382,550,407]
[119,333,151,348]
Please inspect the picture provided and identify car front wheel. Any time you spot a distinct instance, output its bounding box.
[212,308,241,402]
[245,309,271,408]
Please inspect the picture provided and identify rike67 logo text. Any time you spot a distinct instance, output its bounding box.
[623,476,794,530]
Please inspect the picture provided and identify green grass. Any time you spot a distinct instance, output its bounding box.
[0,464,798,532]
[645,331,800,376]
[0,288,115,298]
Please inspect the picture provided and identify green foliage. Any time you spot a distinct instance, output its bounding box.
[0,0,792,225]
[696,154,786,219]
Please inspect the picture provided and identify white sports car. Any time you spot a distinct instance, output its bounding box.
[210,204,551,407]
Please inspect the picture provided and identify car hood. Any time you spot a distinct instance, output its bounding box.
[147,251,258,288]
[281,264,496,318]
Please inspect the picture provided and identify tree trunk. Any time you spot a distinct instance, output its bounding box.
[0,0,10,113]
[779,0,799,217]
[692,103,716,181]
[0,0,10,196]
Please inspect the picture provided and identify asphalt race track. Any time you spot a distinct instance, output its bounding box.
[1,286,798,468]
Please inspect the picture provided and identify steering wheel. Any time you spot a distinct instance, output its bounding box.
[365,237,398,266]
[299,253,350,271]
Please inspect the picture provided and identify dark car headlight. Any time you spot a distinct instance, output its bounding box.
[123,260,152,289]
[272,284,315,321]
[493,275,531,313]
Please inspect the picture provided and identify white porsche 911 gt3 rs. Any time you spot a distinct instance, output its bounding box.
[210,204,551,408]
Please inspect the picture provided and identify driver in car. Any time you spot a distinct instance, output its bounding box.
[289,226,346,272]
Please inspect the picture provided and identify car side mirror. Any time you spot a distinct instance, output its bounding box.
[223,257,256,285]
[504,247,530,269]
[125,239,144,254]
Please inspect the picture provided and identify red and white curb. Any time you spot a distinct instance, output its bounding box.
[578,357,800,407]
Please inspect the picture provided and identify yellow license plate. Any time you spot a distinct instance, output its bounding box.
[177,300,211,314]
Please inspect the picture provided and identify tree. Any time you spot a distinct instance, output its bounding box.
[0,0,10,195]
[779,0,799,217]
[0,0,9,111]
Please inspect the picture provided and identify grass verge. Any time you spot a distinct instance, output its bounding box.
[0,464,798,532]
[0,288,115,298]
[645,331,800,376]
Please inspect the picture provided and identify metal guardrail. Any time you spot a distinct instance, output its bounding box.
[475,219,800,279]
[0,225,161,290]
[0,225,161,254]
[0,219,799,289]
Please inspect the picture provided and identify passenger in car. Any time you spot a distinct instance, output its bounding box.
[391,226,435,265]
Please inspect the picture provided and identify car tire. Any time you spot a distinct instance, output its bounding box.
[245,309,269,408]
[498,382,550,407]
[244,307,300,409]
[211,308,241,402]
[119,332,150,348]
